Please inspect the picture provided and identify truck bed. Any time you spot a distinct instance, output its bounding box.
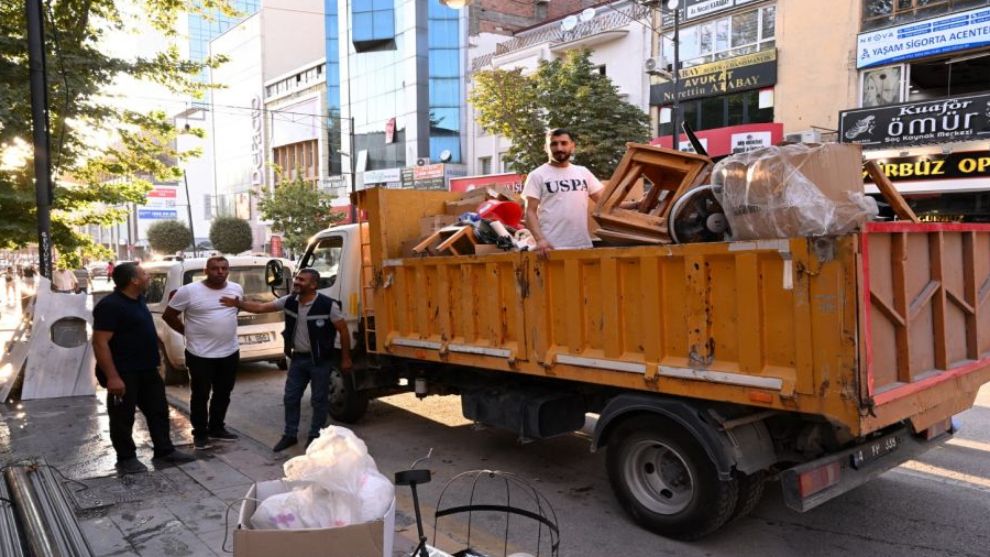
[358,188,990,437]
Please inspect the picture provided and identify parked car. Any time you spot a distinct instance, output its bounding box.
[142,256,293,384]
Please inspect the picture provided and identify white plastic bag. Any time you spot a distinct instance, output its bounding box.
[251,484,340,530]
[356,468,395,523]
[280,426,394,527]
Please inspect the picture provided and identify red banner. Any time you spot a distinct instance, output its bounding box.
[651,123,784,158]
[449,173,525,194]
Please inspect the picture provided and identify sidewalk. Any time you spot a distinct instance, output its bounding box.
[1,289,421,557]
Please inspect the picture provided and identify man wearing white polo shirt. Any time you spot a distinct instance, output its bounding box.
[163,256,243,450]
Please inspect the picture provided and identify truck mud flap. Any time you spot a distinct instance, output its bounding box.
[780,423,953,512]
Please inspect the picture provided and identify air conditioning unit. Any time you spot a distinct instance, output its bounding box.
[415,157,431,166]
[784,129,824,144]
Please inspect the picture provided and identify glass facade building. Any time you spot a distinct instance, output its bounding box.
[187,1,262,84]
[324,0,463,175]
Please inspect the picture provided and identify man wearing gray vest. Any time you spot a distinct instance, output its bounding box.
[221,268,352,451]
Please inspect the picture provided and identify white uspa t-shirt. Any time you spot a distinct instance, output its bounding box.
[167,280,244,358]
[522,162,604,250]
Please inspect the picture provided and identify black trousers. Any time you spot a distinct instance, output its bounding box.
[107,370,174,460]
[185,350,239,438]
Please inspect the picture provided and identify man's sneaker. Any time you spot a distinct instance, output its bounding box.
[193,436,213,450]
[272,436,298,452]
[305,435,319,449]
[153,449,197,464]
[208,429,239,442]
[115,458,148,475]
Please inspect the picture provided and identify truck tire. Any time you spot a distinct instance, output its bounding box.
[606,415,738,540]
[158,342,187,386]
[329,368,368,424]
[276,357,288,370]
[729,471,766,522]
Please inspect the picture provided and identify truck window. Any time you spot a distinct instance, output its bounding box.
[184,266,276,303]
[145,273,169,304]
[304,236,342,290]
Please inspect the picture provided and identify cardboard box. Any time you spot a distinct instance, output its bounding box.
[234,480,395,557]
[720,143,867,240]
[420,215,458,237]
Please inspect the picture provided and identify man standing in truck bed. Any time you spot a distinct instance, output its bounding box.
[523,128,605,257]
[219,268,352,452]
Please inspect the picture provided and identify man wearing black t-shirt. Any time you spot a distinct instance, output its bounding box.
[92,262,195,474]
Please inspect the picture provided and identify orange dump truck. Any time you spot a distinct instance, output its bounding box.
[291,187,990,539]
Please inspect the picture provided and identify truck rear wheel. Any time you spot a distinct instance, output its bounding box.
[157,342,187,386]
[730,471,766,522]
[606,415,738,540]
[329,368,368,424]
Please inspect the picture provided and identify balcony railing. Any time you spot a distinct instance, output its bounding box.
[492,4,650,57]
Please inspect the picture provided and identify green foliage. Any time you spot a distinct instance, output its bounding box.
[0,0,232,264]
[209,216,253,255]
[147,220,193,254]
[468,48,650,178]
[257,177,344,253]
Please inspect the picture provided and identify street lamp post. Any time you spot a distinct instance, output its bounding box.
[668,0,681,150]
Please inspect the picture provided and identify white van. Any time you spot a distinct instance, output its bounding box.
[142,256,293,384]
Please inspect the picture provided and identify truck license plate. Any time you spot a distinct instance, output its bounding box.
[850,435,899,469]
[238,333,271,346]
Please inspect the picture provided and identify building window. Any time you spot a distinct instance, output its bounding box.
[908,53,990,101]
[861,65,907,107]
[861,0,990,31]
[351,0,395,51]
[273,140,320,186]
[659,89,773,136]
[479,157,491,175]
[662,5,775,69]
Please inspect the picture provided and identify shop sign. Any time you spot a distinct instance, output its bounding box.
[864,151,990,183]
[363,168,402,184]
[413,163,445,180]
[650,49,777,105]
[684,0,759,20]
[250,95,264,186]
[147,187,177,198]
[839,93,990,149]
[857,6,990,69]
[651,122,783,157]
[385,118,396,144]
[137,209,177,220]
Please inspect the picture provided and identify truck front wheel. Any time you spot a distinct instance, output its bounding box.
[606,415,738,540]
[328,368,368,424]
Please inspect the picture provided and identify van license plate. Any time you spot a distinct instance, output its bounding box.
[850,435,899,469]
[239,333,271,346]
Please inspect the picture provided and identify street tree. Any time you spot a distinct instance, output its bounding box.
[147,220,193,255]
[257,177,344,254]
[209,216,253,255]
[0,0,233,267]
[468,48,650,179]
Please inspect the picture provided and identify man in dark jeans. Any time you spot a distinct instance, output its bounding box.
[221,268,352,451]
[92,262,195,474]
[163,257,244,450]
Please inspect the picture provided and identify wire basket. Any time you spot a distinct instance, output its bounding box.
[431,470,559,557]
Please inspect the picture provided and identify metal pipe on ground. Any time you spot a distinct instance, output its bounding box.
[3,466,59,557]
[2,460,94,557]
[0,476,27,557]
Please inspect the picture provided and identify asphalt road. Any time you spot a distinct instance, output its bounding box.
[167,364,990,557]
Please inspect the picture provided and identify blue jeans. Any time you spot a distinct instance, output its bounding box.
[283,357,332,438]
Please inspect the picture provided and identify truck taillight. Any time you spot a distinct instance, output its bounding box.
[798,461,841,498]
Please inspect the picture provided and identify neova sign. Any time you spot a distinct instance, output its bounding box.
[857,6,990,68]
[839,93,990,149]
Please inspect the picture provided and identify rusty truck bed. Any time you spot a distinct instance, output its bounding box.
[357,188,990,437]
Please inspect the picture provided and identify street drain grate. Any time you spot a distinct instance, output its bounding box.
[66,473,180,511]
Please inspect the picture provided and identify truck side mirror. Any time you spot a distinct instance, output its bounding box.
[265,259,284,288]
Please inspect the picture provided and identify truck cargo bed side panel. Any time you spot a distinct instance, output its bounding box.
[861,222,990,432]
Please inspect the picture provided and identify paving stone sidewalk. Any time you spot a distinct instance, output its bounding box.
[1,395,288,556]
